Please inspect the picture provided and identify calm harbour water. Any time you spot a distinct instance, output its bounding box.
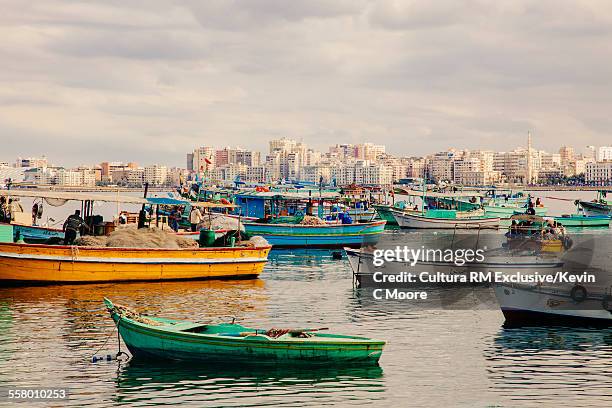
[1,190,612,406]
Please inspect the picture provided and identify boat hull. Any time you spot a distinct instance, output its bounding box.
[111,315,384,365]
[426,197,481,212]
[483,205,547,218]
[392,211,499,229]
[0,242,270,283]
[494,284,612,327]
[11,224,64,243]
[243,221,386,248]
[579,201,612,217]
[553,215,611,227]
[372,205,401,225]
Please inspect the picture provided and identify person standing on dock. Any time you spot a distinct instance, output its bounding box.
[63,210,88,245]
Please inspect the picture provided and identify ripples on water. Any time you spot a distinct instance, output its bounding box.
[1,247,612,406]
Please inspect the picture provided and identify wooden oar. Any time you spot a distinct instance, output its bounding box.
[288,327,329,334]
[237,327,330,337]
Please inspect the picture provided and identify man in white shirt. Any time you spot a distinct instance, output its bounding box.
[189,206,203,232]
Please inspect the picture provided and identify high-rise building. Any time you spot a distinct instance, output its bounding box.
[15,156,48,168]
[192,146,215,172]
[598,146,612,161]
[144,164,168,186]
[585,145,596,162]
[186,153,194,171]
[559,145,575,165]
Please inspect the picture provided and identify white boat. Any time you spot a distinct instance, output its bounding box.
[494,282,612,326]
[391,209,500,229]
[345,246,562,287]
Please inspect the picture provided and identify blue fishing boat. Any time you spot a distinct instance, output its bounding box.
[12,224,64,242]
[243,220,386,248]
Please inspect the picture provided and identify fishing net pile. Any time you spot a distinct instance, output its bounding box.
[299,215,327,225]
[74,225,198,249]
[244,235,269,248]
[108,303,164,326]
[197,214,244,231]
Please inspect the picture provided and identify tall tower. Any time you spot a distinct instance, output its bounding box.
[526,131,533,184]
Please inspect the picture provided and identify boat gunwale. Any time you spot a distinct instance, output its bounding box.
[112,313,386,349]
[0,241,272,253]
[243,220,387,228]
[391,210,500,223]
[8,223,64,233]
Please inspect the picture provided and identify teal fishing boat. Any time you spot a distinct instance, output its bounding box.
[483,203,547,218]
[424,196,482,212]
[392,208,500,229]
[553,214,611,227]
[372,204,399,225]
[243,219,386,248]
[104,299,385,365]
[372,202,418,225]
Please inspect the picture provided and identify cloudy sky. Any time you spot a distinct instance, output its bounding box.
[1,0,611,167]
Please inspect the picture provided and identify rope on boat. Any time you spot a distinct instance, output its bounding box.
[108,303,164,326]
[90,325,116,360]
[70,246,79,262]
[90,311,130,363]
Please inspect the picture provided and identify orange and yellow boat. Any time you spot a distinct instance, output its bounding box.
[0,242,271,284]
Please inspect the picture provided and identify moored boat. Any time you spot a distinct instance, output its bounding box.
[372,203,418,225]
[392,209,499,229]
[553,214,611,228]
[494,282,612,327]
[578,190,612,216]
[105,298,385,365]
[506,214,572,253]
[243,220,386,248]
[12,224,64,242]
[0,240,271,283]
[483,203,547,218]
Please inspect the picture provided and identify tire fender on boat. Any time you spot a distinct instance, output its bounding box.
[570,285,588,302]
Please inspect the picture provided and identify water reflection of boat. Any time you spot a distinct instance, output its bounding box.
[116,359,384,405]
[0,279,266,305]
[492,326,612,351]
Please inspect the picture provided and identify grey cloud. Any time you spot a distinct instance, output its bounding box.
[1,0,612,167]
[48,29,212,60]
[183,0,366,30]
[368,0,477,30]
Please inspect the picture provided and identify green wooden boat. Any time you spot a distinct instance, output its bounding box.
[104,298,385,365]
[553,214,611,227]
[373,202,420,225]
[373,203,405,225]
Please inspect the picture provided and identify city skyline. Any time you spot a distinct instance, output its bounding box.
[3,137,602,171]
[3,1,612,166]
[4,137,612,188]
